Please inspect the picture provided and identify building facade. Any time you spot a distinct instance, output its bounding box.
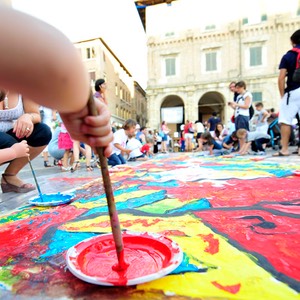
[74,38,147,127]
[146,8,300,133]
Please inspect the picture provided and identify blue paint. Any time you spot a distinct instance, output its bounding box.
[40,230,96,259]
[29,193,75,206]
[171,253,199,274]
[83,190,167,216]
[166,198,210,214]
[146,180,179,187]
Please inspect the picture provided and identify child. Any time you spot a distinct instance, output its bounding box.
[236,128,270,155]
[180,131,186,152]
[0,141,29,165]
[198,131,223,155]
[141,141,154,158]
[222,131,239,153]
[253,102,270,134]
[58,123,73,171]
[126,137,148,162]
[107,119,136,166]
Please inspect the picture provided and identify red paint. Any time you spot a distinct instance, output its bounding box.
[198,234,219,255]
[212,281,241,294]
[67,232,182,286]
[112,249,129,271]
[195,210,300,281]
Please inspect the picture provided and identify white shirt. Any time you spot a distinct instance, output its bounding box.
[112,129,128,155]
[235,91,252,117]
[195,122,204,133]
[126,137,143,159]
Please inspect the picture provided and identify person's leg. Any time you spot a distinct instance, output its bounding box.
[118,154,127,164]
[279,124,291,155]
[108,153,121,166]
[2,123,51,188]
[84,144,93,171]
[71,141,81,172]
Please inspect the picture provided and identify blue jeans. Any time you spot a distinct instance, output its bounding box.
[107,153,126,166]
[251,138,270,152]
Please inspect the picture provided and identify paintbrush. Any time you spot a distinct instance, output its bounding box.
[28,158,44,201]
[87,91,128,271]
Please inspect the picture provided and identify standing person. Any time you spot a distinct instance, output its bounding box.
[195,120,204,150]
[273,29,300,157]
[107,119,136,166]
[71,141,93,172]
[207,112,221,134]
[94,79,107,105]
[160,121,170,153]
[183,120,194,152]
[40,106,57,167]
[253,102,270,134]
[228,81,253,150]
[229,81,239,102]
[58,123,73,171]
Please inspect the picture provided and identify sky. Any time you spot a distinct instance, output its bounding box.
[11,0,299,89]
[12,0,148,89]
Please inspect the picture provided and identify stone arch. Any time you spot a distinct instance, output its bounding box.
[198,92,226,123]
[160,95,185,133]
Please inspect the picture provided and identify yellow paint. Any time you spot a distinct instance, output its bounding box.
[63,214,300,299]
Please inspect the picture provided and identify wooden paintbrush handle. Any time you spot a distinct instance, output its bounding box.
[87,92,125,262]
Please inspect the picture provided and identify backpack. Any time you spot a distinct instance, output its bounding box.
[290,47,300,82]
[249,104,254,119]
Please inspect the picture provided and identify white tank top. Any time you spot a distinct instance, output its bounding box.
[0,95,24,132]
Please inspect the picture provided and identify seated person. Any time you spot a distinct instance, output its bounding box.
[212,123,228,145]
[197,131,223,155]
[0,140,29,165]
[0,91,52,193]
[107,119,136,167]
[126,136,148,162]
[236,128,270,155]
[222,131,238,152]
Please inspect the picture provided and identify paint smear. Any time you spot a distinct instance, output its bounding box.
[28,193,75,206]
[67,232,182,286]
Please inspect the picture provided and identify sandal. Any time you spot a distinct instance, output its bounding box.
[86,165,94,172]
[1,173,35,193]
[71,161,81,173]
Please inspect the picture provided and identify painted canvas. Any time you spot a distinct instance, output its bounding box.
[0,153,300,299]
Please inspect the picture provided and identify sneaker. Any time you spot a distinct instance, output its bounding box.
[257,151,266,156]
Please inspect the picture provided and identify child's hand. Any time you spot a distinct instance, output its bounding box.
[11,141,30,158]
[60,98,113,157]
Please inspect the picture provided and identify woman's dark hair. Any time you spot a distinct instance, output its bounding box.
[201,131,214,145]
[291,29,300,45]
[214,123,223,138]
[235,80,246,89]
[95,79,105,92]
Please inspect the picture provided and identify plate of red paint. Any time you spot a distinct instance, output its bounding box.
[66,231,183,286]
[293,170,300,176]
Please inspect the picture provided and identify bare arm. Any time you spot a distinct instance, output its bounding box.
[278,69,287,98]
[0,6,89,113]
